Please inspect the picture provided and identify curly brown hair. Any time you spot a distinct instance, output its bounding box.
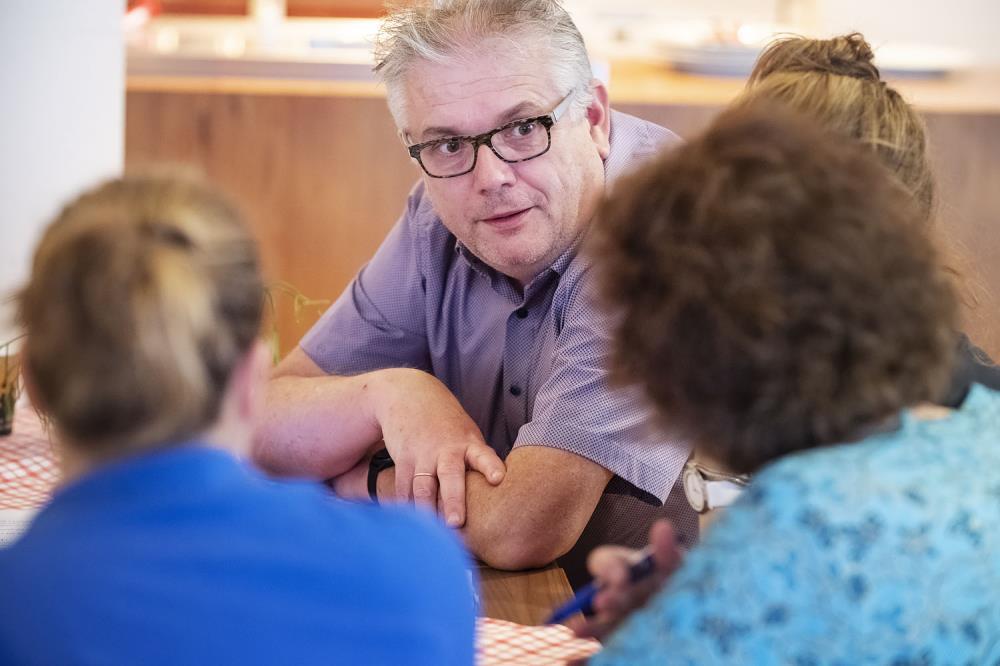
[590,103,958,474]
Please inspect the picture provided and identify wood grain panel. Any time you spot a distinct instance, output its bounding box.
[128,0,249,15]
[126,89,1000,360]
[617,102,1000,359]
[287,0,385,18]
[126,90,418,355]
[477,564,575,626]
[924,112,1000,356]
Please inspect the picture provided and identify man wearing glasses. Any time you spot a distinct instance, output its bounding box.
[256,0,695,584]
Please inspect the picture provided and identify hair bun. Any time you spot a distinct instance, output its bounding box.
[819,33,880,81]
[750,32,883,85]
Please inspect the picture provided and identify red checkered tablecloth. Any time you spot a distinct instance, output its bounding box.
[477,617,602,665]
[0,405,59,509]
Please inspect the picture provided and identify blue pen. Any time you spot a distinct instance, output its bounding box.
[547,546,656,624]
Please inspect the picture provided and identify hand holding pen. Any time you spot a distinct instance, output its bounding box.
[555,519,684,640]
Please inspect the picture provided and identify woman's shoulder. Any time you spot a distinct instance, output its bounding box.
[250,472,469,562]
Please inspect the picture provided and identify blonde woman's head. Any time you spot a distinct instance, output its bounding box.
[18,172,264,457]
[743,33,935,225]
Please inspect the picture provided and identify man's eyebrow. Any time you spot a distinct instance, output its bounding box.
[419,125,465,142]
[418,101,545,142]
[495,101,542,125]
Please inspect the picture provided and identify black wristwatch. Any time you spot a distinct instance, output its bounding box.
[367,449,395,502]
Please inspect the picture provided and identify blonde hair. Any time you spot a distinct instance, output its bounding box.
[743,33,935,225]
[17,172,263,455]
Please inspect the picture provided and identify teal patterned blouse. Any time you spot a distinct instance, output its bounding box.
[593,385,1000,665]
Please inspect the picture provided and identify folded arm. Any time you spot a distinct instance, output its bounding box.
[254,346,505,526]
[371,445,613,569]
[254,347,383,478]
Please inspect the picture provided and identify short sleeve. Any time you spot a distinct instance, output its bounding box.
[300,186,431,374]
[513,266,689,502]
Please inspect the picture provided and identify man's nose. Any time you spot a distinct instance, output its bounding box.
[471,143,516,192]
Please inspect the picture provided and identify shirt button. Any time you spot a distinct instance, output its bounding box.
[515,307,529,319]
[509,385,522,397]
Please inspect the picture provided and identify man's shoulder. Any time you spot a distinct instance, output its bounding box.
[551,113,682,305]
[606,109,682,183]
[610,109,681,147]
[550,253,615,336]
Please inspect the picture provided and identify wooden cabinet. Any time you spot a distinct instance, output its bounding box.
[126,83,416,354]
[125,68,1000,359]
[287,0,386,17]
[128,1,248,15]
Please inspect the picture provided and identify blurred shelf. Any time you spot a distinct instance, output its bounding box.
[608,60,1000,115]
[127,55,1000,116]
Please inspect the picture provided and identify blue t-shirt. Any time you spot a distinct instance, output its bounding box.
[0,444,475,665]
[593,385,1000,665]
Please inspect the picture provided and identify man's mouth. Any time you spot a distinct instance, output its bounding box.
[481,207,532,226]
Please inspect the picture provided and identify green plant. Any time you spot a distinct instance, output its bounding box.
[263,281,331,365]
[0,334,25,436]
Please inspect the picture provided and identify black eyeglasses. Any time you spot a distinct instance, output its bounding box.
[406,91,576,179]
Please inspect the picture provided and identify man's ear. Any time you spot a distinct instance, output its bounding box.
[585,80,611,160]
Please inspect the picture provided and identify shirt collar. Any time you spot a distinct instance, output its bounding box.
[453,237,579,305]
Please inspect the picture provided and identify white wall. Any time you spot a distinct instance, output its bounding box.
[819,0,1000,65]
[567,0,1000,65]
[0,1,125,344]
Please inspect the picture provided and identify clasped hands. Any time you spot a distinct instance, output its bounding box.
[329,368,505,527]
[328,368,683,639]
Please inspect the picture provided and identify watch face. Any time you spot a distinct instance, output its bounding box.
[683,464,707,513]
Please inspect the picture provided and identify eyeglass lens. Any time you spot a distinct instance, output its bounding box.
[419,118,551,177]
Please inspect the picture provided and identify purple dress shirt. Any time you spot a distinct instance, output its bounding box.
[302,110,697,585]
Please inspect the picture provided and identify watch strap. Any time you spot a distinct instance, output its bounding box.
[367,449,395,502]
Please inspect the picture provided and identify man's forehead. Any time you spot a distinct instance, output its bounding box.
[401,51,556,139]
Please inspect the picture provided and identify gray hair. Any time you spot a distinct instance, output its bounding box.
[373,0,595,130]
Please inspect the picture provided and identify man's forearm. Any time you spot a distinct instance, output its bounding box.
[376,447,611,570]
[254,372,385,478]
[461,471,578,569]
[374,467,557,566]
[263,356,504,529]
